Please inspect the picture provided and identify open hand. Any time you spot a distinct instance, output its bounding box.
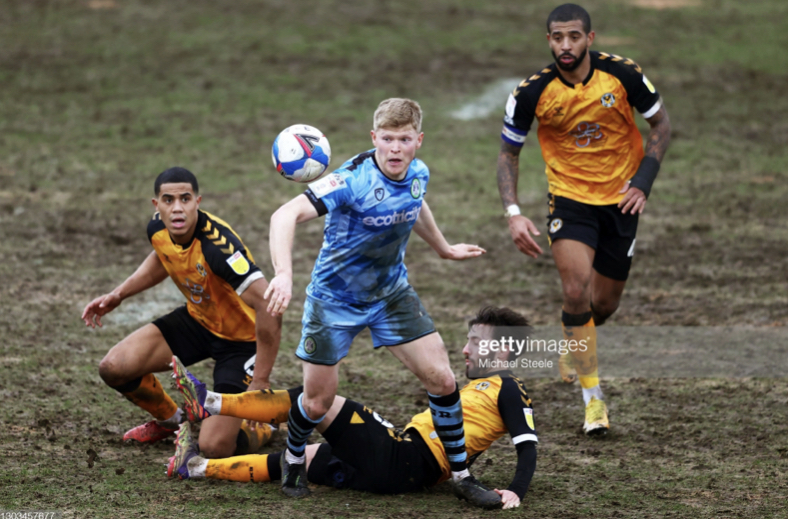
[263,275,292,317]
[442,244,486,260]
[81,293,122,328]
[494,489,520,509]
[508,215,543,258]
[618,182,647,214]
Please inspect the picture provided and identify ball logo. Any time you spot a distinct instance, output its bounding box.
[410,178,421,199]
[304,336,317,354]
[549,218,563,234]
[601,93,616,108]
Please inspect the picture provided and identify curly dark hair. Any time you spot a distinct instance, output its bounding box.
[468,306,531,361]
[547,4,591,34]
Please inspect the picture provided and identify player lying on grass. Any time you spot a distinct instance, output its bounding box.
[81,167,281,457]
[263,98,488,502]
[168,307,537,510]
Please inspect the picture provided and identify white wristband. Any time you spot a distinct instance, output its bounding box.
[505,204,521,218]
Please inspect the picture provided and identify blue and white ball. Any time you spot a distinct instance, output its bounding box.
[271,124,331,183]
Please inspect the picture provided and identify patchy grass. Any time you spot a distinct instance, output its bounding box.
[1,0,787,517]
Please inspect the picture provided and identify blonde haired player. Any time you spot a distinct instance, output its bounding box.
[264,99,495,506]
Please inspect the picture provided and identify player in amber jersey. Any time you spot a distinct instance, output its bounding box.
[497,4,671,435]
[81,167,282,457]
[169,307,537,510]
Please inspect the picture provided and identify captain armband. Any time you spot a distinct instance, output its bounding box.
[628,156,660,198]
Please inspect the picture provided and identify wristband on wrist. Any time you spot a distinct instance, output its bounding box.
[505,204,521,218]
[628,156,660,198]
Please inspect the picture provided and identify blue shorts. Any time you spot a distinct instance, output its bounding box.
[295,286,436,365]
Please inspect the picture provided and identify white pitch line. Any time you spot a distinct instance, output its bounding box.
[449,78,521,121]
[106,282,184,326]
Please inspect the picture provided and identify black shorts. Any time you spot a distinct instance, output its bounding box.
[546,194,638,281]
[307,400,442,494]
[152,306,255,394]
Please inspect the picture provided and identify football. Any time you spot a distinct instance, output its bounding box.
[271,124,332,183]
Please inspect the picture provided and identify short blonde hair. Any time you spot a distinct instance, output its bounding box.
[373,98,423,132]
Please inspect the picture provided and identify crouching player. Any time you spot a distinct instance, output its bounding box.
[168,307,538,510]
[81,168,281,457]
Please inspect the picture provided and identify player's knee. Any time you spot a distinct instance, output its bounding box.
[592,301,619,325]
[426,370,457,396]
[562,282,590,309]
[303,394,332,419]
[199,435,237,459]
[98,356,124,386]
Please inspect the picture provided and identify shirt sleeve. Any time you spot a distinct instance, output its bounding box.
[146,213,166,243]
[501,81,537,147]
[497,376,538,499]
[200,225,264,296]
[304,172,355,216]
[613,59,662,118]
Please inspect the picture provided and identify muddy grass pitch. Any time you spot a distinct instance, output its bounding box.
[1,0,787,517]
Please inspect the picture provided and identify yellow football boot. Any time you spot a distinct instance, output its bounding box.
[583,396,609,436]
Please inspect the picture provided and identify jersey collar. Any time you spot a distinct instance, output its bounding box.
[169,210,206,250]
[467,369,514,380]
[555,51,596,89]
[371,151,411,184]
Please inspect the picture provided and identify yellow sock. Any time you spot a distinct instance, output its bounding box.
[121,373,178,421]
[221,389,294,424]
[206,454,271,482]
[239,420,275,453]
[562,310,599,389]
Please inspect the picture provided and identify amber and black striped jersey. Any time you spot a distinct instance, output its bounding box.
[502,51,662,205]
[405,372,537,491]
[147,210,264,342]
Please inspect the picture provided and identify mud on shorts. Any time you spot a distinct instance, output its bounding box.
[153,305,255,394]
[546,194,639,281]
[295,285,436,366]
[307,399,442,494]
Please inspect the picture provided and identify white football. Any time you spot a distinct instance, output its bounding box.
[271,124,331,183]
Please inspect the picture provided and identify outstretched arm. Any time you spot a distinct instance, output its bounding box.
[495,442,537,509]
[81,250,168,328]
[495,377,539,508]
[412,200,485,260]
[497,141,543,258]
[240,277,282,391]
[264,194,319,316]
[619,103,672,214]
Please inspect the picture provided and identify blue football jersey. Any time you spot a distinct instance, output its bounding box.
[303,150,429,304]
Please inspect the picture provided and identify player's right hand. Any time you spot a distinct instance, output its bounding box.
[508,215,543,258]
[494,489,520,509]
[264,275,292,317]
[81,293,122,328]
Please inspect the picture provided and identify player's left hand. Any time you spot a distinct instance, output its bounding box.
[493,489,520,509]
[442,244,486,260]
[618,182,647,215]
[246,378,271,392]
[264,274,292,316]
